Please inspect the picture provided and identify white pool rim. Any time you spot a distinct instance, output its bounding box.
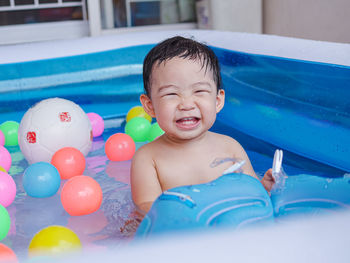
[1,29,350,66]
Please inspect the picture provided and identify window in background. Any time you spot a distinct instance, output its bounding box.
[101,0,196,29]
[0,0,86,26]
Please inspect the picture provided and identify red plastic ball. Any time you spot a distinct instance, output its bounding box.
[51,147,86,180]
[105,133,135,161]
[0,243,18,263]
[61,175,102,216]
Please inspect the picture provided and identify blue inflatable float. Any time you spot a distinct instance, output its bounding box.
[272,174,350,218]
[135,173,350,238]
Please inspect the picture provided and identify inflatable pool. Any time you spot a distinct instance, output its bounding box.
[0,30,349,261]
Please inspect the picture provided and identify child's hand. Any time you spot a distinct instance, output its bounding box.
[260,168,275,192]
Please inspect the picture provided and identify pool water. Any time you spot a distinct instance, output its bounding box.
[3,104,345,260]
[4,120,144,259]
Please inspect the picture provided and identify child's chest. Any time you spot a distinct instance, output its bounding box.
[155,147,235,191]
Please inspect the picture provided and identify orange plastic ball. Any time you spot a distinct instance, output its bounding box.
[61,176,102,216]
[105,133,135,161]
[0,243,18,263]
[51,147,86,180]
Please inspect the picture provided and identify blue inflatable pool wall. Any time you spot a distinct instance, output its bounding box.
[1,44,348,172]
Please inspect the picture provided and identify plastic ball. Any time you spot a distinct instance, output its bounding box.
[0,121,19,147]
[18,98,92,164]
[105,133,135,161]
[147,122,165,142]
[28,225,81,257]
[0,130,4,146]
[23,162,61,198]
[0,171,16,207]
[61,175,102,216]
[87,112,104,137]
[126,106,152,123]
[51,147,86,180]
[0,166,6,173]
[0,243,18,263]
[0,145,11,172]
[124,117,151,142]
[0,204,10,241]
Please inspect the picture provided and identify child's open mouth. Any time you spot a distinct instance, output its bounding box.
[176,117,200,130]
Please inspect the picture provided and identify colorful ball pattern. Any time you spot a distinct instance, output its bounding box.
[87,112,104,137]
[0,204,10,241]
[0,121,19,146]
[0,243,18,263]
[126,106,152,123]
[105,133,135,161]
[124,117,151,142]
[61,175,102,216]
[0,166,6,173]
[147,122,164,142]
[23,162,61,198]
[0,130,4,146]
[51,147,86,180]
[0,145,11,172]
[0,171,16,207]
[28,225,81,257]
[18,98,92,164]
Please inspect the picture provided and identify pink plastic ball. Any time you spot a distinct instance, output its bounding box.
[0,130,4,146]
[51,147,86,180]
[0,171,16,207]
[0,145,11,172]
[61,175,102,216]
[87,113,104,138]
[105,133,135,161]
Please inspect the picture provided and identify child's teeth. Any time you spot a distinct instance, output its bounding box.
[181,118,196,124]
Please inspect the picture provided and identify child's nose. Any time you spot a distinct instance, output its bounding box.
[178,96,195,110]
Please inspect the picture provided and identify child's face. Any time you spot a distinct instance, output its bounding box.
[141,57,225,141]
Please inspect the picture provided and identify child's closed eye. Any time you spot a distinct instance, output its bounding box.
[195,89,210,94]
[163,92,177,97]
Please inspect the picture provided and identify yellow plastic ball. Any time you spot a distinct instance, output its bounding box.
[0,165,6,173]
[126,106,152,123]
[28,225,81,257]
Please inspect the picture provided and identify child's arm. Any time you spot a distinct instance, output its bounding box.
[231,140,259,180]
[241,152,275,192]
[130,146,163,213]
[230,139,275,192]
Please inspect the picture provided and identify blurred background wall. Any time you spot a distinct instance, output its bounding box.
[263,0,350,43]
[197,0,350,43]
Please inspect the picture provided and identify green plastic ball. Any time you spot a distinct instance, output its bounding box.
[147,122,164,142]
[0,204,11,241]
[124,117,151,142]
[0,121,19,146]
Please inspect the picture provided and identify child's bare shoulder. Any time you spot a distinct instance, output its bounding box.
[210,131,242,147]
[132,138,163,160]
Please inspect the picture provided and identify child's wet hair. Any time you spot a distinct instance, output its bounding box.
[143,36,222,97]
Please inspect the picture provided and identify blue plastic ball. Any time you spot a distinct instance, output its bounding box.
[23,162,61,198]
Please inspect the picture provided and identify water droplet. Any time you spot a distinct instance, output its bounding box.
[326,178,333,183]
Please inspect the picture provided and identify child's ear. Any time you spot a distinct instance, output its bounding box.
[140,94,156,118]
[216,89,225,113]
